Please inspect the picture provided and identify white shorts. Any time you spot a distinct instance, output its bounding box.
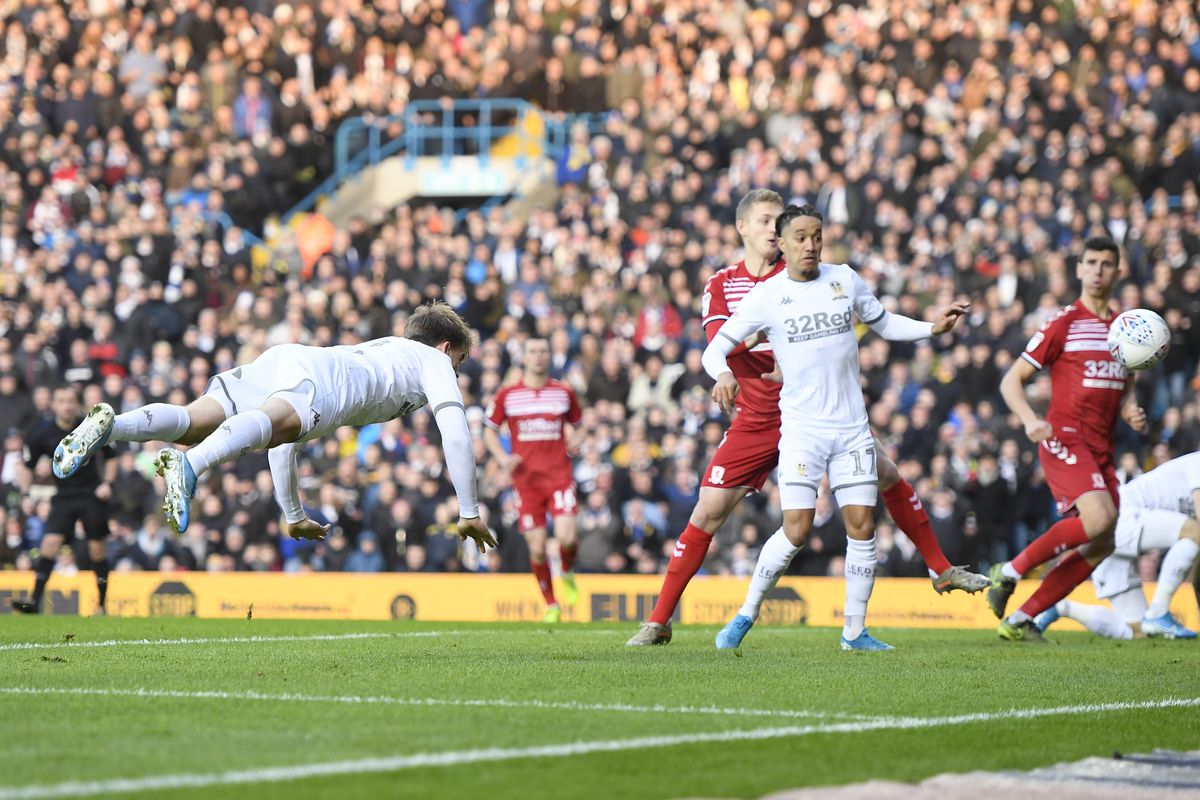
[203,345,342,442]
[777,425,877,510]
[1112,507,1189,557]
[1090,554,1141,601]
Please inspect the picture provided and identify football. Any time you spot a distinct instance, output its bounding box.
[1107,308,1171,371]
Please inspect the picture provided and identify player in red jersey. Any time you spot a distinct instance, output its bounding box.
[626,190,985,647]
[485,338,583,622]
[989,236,1147,641]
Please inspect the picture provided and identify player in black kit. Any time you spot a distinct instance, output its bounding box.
[12,386,114,614]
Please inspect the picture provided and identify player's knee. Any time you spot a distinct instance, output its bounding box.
[845,519,875,540]
[1080,534,1115,563]
[1181,519,1200,544]
[690,495,733,532]
[782,522,811,547]
[524,530,548,559]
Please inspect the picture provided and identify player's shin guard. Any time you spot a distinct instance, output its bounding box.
[649,524,712,625]
[843,536,877,640]
[531,560,556,606]
[185,410,273,477]
[1011,550,1094,622]
[1008,517,1089,578]
[1147,538,1200,619]
[881,479,951,576]
[739,529,800,620]
[1057,600,1133,640]
[111,404,191,443]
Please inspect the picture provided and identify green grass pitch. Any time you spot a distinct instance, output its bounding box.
[0,618,1197,799]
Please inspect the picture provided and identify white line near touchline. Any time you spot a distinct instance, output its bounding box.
[0,632,445,652]
[0,686,877,721]
[0,697,1195,800]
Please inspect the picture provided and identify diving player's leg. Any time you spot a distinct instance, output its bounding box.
[75,373,245,476]
[109,398,216,445]
[875,442,986,594]
[158,395,305,533]
[1044,595,1136,640]
[1143,513,1199,638]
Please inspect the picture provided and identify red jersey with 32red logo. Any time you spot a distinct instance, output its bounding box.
[1022,301,1126,454]
[1022,301,1126,513]
[486,379,582,481]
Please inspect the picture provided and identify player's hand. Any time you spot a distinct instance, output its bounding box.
[95,483,112,501]
[1024,418,1054,443]
[286,518,332,541]
[760,362,783,384]
[496,452,523,472]
[1122,403,1147,433]
[711,372,741,414]
[931,301,970,335]
[458,516,498,551]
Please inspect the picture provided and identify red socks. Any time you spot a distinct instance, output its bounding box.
[648,524,713,625]
[560,542,576,574]
[1016,550,1095,618]
[882,479,952,575]
[1010,517,1089,577]
[532,560,556,605]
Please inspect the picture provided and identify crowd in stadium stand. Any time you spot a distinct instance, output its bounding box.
[0,0,1198,585]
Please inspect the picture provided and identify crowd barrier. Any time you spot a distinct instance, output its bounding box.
[2,572,1195,630]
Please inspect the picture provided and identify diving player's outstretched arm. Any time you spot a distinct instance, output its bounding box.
[269,442,330,541]
[422,352,497,552]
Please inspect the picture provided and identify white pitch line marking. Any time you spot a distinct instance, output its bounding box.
[0,631,444,652]
[0,686,877,721]
[0,697,1195,799]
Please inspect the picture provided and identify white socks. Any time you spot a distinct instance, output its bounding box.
[112,405,191,443]
[1147,538,1200,618]
[843,536,877,641]
[1001,561,1022,580]
[1057,600,1133,640]
[185,410,273,478]
[739,528,799,619]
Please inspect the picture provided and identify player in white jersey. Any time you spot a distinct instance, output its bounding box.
[1036,452,1200,640]
[701,204,968,650]
[53,302,495,551]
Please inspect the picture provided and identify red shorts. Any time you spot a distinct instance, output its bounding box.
[1038,435,1119,517]
[702,424,780,492]
[513,474,578,533]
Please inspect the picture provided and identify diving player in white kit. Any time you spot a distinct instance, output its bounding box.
[1036,452,1200,640]
[701,204,969,650]
[52,302,495,552]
